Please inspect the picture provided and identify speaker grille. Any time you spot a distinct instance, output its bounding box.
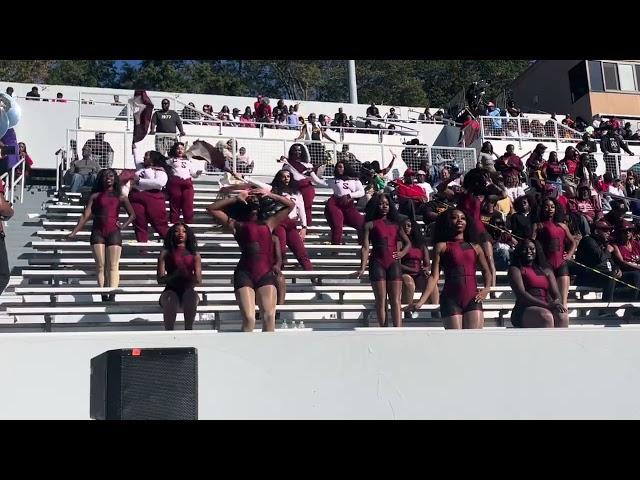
[120,350,197,420]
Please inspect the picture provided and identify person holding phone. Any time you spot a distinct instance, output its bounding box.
[166,142,202,224]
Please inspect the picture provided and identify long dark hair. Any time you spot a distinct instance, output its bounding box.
[462,168,490,195]
[271,170,300,195]
[402,218,427,248]
[288,143,309,163]
[146,150,173,176]
[534,197,565,223]
[510,239,549,269]
[433,208,474,244]
[333,161,356,180]
[364,193,400,222]
[480,141,493,154]
[168,142,185,158]
[164,222,198,255]
[92,168,121,196]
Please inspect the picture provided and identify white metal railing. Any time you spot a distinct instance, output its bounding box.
[479,115,583,150]
[8,159,25,204]
[59,128,478,180]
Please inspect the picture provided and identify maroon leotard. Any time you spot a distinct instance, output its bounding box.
[440,240,481,316]
[369,218,402,281]
[162,245,197,303]
[511,265,550,327]
[402,245,425,275]
[90,191,121,245]
[233,221,276,289]
[538,220,569,276]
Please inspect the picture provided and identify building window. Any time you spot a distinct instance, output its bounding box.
[603,62,620,90]
[568,61,588,104]
[618,64,636,91]
[588,61,604,92]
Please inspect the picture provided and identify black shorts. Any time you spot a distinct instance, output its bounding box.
[510,303,552,328]
[233,270,277,290]
[405,271,427,291]
[369,260,402,282]
[90,229,122,247]
[159,285,197,306]
[439,295,482,318]
[552,262,570,278]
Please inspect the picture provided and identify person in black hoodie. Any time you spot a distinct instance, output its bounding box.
[600,125,635,156]
[574,221,619,301]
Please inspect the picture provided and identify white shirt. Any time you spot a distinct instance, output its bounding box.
[329,179,365,199]
[168,157,199,180]
[417,182,434,200]
[506,186,526,203]
[609,185,625,198]
[136,167,168,191]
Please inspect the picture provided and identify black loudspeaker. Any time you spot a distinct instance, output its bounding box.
[90,348,198,420]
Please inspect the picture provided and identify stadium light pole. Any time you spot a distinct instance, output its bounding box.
[348,60,358,104]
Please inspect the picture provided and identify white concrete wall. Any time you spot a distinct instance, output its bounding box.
[1,328,639,419]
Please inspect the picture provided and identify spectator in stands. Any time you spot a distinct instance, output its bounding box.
[575,116,589,132]
[240,107,256,128]
[433,110,445,122]
[406,208,492,329]
[67,169,135,301]
[530,120,545,138]
[601,124,635,156]
[55,92,66,103]
[386,108,399,120]
[508,195,534,240]
[287,106,299,129]
[150,99,185,156]
[542,151,563,186]
[418,108,433,122]
[610,221,640,300]
[506,120,519,138]
[495,144,524,183]
[366,103,380,118]
[575,153,594,187]
[400,218,435,314]
[0,178,13,294]
[157,223,202,330]
[253,95,263,115]
[231,108,241,125]
[129,151,171,243]
[66,145,100,193]
[25,86,40,101]
[506,100,521,117]
[532,198,577,307]
[218,105,231,124]
[236,147,253,174]
[83,132,114,169]
[17,142,33,178]
[166,142,202,225]
[336,144,360,172]
[561,146,580,184]
[181,102,200,125]
[324,161,365,245]
[525,143,547,186]
[5,87,13,97]
[489,215,516,271]
[256,97,272,122]
[202,104,214,124]
[625,171,637,196]
[274,112,288,129]
[569,185,601,224]
[508,239,568,328]
[334,107,347,126]
[356,193,411,327]
[207,188,294,332]
[416,170,434,201]
[504,173,525,203]
[576,132,598,154]
[295,113,337,169]
[485,102,502,134]
[395,167,430,223]
[477,141,499,173]
[562,114,575,129]
[575,220,620,301]
[272,99,287,119]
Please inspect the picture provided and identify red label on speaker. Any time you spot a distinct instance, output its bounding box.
[132,348,142,357]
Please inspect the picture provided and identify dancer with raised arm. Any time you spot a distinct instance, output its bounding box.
[207,189,294,332]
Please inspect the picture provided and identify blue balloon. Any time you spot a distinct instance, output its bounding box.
[0,112,8,139]
[0,93,20,128]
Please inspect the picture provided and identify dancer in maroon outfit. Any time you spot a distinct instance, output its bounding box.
[207,189,294,332]
[68,169,135,302]
[325,162,365,245]
[356,193,411,327]
[407,209,492,329]
[157,223,202,330]
[166,142,202,224]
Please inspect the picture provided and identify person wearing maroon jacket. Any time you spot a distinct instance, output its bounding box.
[495,144,524,182]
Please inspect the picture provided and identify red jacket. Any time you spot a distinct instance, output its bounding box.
[396,179,427,201]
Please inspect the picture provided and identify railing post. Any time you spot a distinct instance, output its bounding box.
[10,166,15,205]
[516,117,522,150]
[126,102,130,131]
[381,144,386,170]
[554,122,559,151]
[232,138,237,172]
[479,117,485,143]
